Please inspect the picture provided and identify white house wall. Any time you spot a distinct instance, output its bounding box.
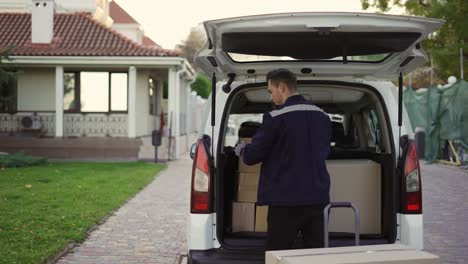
[135,69,151,137]
[17,68,55,111]
[111,24,143,44]
[179,79,188,135]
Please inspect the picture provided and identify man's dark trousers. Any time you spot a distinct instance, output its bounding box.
[266,204,326,250]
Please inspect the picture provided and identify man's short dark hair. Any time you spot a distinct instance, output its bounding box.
[266,69,297,91]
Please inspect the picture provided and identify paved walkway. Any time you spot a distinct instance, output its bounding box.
[57,155,192,264]
[421,163,468,264]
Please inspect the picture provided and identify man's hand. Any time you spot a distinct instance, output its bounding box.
[234,141,246,157]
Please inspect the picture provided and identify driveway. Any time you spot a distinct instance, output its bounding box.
[421,162,468,264]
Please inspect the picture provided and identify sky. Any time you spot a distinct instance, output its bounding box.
[115,0,405,49]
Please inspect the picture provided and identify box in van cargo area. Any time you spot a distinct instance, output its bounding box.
[266,244,439,264]
[237,172,260,202]
[238,138,262,172]
[255,205,268,232]
[232,202,255,232]
[327,160,381,234]
[239,159,262,173]
[232,203,268,232]
[234,160,382,233]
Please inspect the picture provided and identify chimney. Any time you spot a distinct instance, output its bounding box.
[31,0,54,44]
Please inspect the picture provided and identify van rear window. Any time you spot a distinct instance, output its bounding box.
[223,32,421,63]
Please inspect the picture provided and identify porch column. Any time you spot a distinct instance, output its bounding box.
[55,66,64,137]
[185,80,191,148]
[168,67,179,159]
[128,66,137,138]
[175,72,181,159]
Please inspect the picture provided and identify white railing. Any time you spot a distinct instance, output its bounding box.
[0,112,127,137]
[0,112,55,136]
[64,113,127,137]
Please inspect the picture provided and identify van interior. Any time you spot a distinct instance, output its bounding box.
[216,82,398,250]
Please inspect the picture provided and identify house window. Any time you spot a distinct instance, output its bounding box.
[0,71,17,113]
[81,72,109,112]
[163,80,168,99]
[110,73,128,111]
[64,71,128,113]
[64,72,79,111]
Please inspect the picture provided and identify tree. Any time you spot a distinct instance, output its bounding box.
[403,67,444,89]
[163,74,211,99]
[190,74,211,99]
[178,26,207,72]
[178,27,211,98]
[0,46,17,113]
[362,0,468,81]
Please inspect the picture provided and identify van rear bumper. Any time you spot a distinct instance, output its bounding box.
[188,249,264,264]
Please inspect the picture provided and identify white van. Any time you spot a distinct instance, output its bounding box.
[187,12,443,264]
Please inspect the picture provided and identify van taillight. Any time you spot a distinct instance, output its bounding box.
[403,142,422,214]
[190,140,212,214]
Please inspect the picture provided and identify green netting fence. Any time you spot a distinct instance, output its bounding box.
[403,80,468,163]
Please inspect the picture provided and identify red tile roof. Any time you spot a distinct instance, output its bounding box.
[0,12,179,57]
[142,35,161,48]
[109,1,139,24]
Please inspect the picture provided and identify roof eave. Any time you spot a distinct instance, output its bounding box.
[5,56,187,68]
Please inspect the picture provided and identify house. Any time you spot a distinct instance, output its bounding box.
[0,0,201,160]
[109,0,160,49]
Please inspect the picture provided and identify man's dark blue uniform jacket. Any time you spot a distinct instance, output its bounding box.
[242,95,331,206]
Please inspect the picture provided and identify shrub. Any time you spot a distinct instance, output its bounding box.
[0,152,48,168]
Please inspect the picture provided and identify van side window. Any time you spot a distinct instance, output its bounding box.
[368,109,384,152]
[331,113,360,149]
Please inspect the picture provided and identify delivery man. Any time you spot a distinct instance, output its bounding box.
[235,68,332,250]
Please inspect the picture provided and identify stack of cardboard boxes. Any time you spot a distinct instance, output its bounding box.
[232,138,268,232]
[232,140,382,235]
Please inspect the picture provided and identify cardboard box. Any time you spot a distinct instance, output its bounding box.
[326,160,381,234]
[237,172,260,202]
[237,186,258,202]
[232,202,255,232]
[240,137,253,144]
[239,138,262,172]
[255,205,268,232]
[239,160,262,173]
[266,244,439,264]
[239,172,260,186]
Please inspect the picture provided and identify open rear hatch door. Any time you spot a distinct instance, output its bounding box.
[195,12,443,80]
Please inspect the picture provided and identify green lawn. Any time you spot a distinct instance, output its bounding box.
[0,162,166,264]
